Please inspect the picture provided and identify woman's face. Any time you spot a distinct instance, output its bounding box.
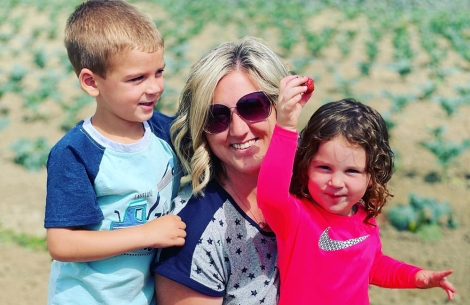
[205,71,276,179]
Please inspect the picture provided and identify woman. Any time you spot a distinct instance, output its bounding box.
[153,37,312,304]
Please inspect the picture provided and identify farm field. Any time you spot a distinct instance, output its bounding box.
[0,1,469,304]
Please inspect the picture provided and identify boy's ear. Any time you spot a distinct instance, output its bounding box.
[79,68,99,97]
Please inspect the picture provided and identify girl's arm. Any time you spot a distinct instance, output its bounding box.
[258,125,299,238]
[46,214,186,262]
[370,232,456,300]
[257,76,312,238]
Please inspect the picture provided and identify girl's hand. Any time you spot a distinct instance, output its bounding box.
[414,269,456,300]
[276,75,313,132]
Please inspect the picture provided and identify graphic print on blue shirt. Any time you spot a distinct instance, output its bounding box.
[111,159,175,230]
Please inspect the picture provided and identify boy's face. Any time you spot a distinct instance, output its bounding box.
[92,48,165,128]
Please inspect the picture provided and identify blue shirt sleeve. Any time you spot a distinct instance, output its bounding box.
[44,123,104,228]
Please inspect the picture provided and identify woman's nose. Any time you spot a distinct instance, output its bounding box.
[229,110,249,135]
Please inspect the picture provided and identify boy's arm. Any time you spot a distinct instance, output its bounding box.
[47,215,186,262]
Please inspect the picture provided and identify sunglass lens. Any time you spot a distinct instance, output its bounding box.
[237,92,271,121]
[205,104,231,133]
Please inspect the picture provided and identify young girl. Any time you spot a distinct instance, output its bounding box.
[257,76,456,305]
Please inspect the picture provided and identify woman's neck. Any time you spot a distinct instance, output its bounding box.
[224,171,258,197]
[222,171,271,231]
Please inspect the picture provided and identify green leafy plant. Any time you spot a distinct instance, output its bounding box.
[33,47,48,69]
[388,59,413,79]
[433,96,465,117]
[420,126,470,180]
[304,27,336,57]
[329,69,357,97]
[358,61,372,76]
[57,93,93,131]
[5,64,27,93]
[417,81,437,100]
[393,24,413,60]
[0,223,47,251]
[382,91,416,113]
[10,137,51,171]
[386,193,457,241]
[0,106,9,130]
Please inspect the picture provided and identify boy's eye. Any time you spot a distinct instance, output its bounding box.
[130,76,144,82]
[156,69,164,76]
[346,169,360,174]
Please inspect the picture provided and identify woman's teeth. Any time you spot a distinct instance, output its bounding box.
[232,139,256,149]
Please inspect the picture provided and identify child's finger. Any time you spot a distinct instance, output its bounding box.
[446,289,454,300]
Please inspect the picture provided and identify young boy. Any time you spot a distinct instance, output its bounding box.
[44,1,186,304]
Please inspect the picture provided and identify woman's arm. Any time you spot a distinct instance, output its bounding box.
[155,275,223,305]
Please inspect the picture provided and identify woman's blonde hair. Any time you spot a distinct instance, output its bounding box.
[171,37,291,195]
[65,0,163,78]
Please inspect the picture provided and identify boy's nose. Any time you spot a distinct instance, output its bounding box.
[147,78,163,94]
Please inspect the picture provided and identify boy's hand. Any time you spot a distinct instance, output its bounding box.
[277,75,313,132]
[145,215,186,248]
[414,269,456,300]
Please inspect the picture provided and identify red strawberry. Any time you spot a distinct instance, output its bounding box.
[304,77,314,94]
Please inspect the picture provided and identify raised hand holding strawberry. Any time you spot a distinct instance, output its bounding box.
[304,77,315,94]
[276,75,313,132]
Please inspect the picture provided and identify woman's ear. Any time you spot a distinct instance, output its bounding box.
[79,68,99,97]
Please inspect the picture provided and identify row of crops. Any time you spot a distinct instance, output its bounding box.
[1,0,469,238]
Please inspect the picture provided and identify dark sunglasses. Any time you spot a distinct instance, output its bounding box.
[204,91,272,134]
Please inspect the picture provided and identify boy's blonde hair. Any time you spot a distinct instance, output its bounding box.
[65,0,164,77]
[171,37,291,195]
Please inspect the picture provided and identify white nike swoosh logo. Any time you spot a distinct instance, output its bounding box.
[318,227,369,251]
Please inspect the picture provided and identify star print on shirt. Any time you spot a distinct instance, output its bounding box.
[185,193,279,304]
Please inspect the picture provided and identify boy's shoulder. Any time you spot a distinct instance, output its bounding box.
[147,111,175,147]
[48,120,104,167]
[51,120,88,149]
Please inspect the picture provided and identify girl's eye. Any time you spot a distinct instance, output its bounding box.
[346,169,360,174]
[318,165,330,171]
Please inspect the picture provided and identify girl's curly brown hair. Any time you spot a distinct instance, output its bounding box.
[289,98,394,224]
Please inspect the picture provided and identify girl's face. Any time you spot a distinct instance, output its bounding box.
[205,70,276,180]
[307,136,370,216]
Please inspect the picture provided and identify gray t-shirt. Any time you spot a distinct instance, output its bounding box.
[155,181,279,304]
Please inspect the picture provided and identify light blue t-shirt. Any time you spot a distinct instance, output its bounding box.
[45,112,181,305]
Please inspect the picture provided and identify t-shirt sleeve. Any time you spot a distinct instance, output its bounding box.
[369,227,422,288]
[148,111,175,149]
[257,125,299,240]
[44,130,104,228]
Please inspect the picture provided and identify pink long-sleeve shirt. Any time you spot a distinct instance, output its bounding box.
[258,126,421,305]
